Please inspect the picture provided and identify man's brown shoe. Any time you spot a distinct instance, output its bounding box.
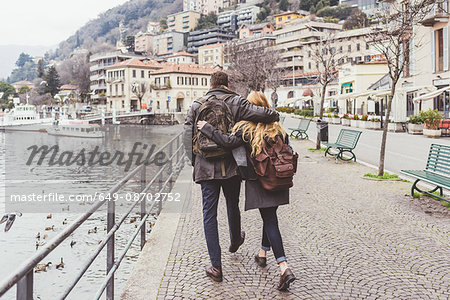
[229,231,245,253]
[277,268,296,291]
[206,266,223,282]
[254,255,267,267]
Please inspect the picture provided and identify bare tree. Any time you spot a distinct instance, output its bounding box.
[131,82,147,108]
[224,39,284,98]
[308,32,343,149]
[367,0,434,176]
[56,51,91,101]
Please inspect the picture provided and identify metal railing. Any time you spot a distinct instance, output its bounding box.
[0,132,186,300]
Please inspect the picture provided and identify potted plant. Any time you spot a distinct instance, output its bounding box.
[388,122,405,132]
[341,114,351,126]
[323,113,332,123]
[422,109,443,138]
[407,113,424,135]
[369,118,381,130]
[350,114,360,127]
[359,115,369,129]
[332,113,341,124]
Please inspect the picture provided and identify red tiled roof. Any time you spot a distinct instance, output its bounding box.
[166,51,197,58]
[108,57,162,69]
[151,63,216,75]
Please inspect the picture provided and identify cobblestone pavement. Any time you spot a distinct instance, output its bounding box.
[157,140,450,299]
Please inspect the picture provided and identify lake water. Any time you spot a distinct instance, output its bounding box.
[0,124,183,299]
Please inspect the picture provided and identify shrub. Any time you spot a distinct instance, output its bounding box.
[361,115,368,121]
[353,114,359,120]
[421,109,443,130]
[326,113,332,118]
[343,114,350,119]
[333,113,339,118]
[408,114,423,125]
[277,107,295,114]
[294,108,314,117]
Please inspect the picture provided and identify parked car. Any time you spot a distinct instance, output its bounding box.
[81,106,92,112]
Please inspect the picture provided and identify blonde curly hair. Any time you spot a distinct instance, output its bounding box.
[233,91,286,156]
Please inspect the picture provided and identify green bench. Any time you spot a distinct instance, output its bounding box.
[289,118,311,140]
[323,129,362,162]
[401,144,450,203]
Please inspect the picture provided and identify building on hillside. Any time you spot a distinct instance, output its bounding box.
[188,27,235,54]
[183,0,226,15]
[339,0,379,16]
[217,6,260,31]
[11,80,35,92]
[153,31,187,57]
[167,10,201,33]
[90,51,146,105]
[147,22,161,34]
[238,22,274,39]
[198,43,224,67]
[166,52,197,64]
[273,20,342,76]
[134,32,155,55]
[148,64,215,113]
[105,58,162,112]
[223,35,276,70]
[273,11,304,29]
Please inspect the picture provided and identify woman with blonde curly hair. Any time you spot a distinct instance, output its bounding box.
[197,91,296,291]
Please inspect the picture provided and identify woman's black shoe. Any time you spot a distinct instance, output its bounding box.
[254,254,267,267]
[277,268,296,291]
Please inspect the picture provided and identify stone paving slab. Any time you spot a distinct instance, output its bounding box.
[157,140,450,299]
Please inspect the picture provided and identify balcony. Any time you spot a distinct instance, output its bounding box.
[421,4,449,26]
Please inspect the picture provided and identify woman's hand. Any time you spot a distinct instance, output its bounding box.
[197,120,207,130]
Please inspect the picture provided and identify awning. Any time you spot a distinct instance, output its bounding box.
[413,86,450,102]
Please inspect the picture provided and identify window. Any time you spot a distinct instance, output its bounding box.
[348,45,351,52]
[339,46,343,53]
[308,62,311,69]
[366,43,369,50]
[357,43,360,51]
[167,100,170,109]
[149,71,152,77]
[164,76,169,85]
[278,17,282,21]
[155,77,161,85]
[115,85,118,94]
[141,70,145,78]
[132,70,136,78]
[436,28,445,72]
[157,101,160,109]
[121,84,124,94]
[122,100,125,108]
[287,91,294,98]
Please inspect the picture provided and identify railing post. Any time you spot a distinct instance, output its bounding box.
[140,166,146,250]
[16,270,33,300]
[106,197,115,300]
[176,135,180,165]
[168,142,173,190]
[158,171,163,213]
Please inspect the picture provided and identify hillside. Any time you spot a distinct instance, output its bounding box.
[50,0,182,60]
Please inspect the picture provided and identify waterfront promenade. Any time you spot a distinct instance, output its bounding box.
[121,137,450,299]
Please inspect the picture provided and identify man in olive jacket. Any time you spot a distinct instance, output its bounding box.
[183,71,279,282]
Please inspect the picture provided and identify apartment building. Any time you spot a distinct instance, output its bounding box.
[339,0,379,16]
[183,0,226,15]
[198,43,224,67]
[167,10,201,33]
[90,51,146,104]
[238,22,274,39]
[149,64,215,113]
[105,58,162,112]
[147,22,160,34]
[223,35,276,69]
[166,52,197,64]
[217,6,260,31]
[273,11,304,29]
[134,32,155,55]
[273,20,342,76]
[153,31,187,57]
[411,0,450,117]
[188,27,235,54]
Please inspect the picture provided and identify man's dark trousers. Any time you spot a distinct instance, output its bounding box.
[200,175,241,267]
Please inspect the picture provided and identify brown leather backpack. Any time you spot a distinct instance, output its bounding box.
[193,94,234,159]
[250,135,298,191]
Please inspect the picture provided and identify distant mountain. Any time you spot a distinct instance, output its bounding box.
[0,45,54,80]
[50,0,182,60]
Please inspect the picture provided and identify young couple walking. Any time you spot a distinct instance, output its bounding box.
[183,71,297,291]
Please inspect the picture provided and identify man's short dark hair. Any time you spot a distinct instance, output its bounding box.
[210,71,228,88]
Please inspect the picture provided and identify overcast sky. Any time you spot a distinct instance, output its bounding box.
[0,0,129,46]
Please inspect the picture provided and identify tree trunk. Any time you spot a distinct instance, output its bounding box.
[378,87,396,177]
[316,83,327,149]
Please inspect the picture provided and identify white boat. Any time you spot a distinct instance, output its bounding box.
[46,122,105,138]
[0,104,53,132]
